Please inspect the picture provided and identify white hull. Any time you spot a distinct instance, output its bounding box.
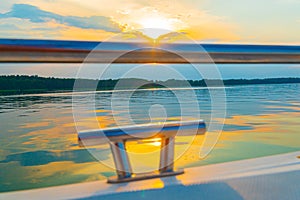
[1,151,299,200]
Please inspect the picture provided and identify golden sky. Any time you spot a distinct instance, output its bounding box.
[0,0,299,44]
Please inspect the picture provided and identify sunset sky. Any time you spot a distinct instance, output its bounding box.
[0,0,300,79]
[1,0,300,44]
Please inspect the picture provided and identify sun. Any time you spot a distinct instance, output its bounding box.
[139,17,174,30]
[138,16,175,39]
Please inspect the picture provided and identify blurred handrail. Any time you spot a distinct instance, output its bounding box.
[0,39,300,63]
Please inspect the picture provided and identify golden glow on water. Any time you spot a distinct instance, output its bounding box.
[1,102,300,192]
[174,110,300,169]
[20,121,50,129]
[219,112,300,147]
[126,138,162,154]
[144,138,162,147]
[152,141,162,147]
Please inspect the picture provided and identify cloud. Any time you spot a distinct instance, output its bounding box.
[0,23,20,30]
[0,18,63,39]
[0,1,240,42]
[0,17,117,41]
[0,1,16,13]
[0,4,122,33]
[103,1,240,41]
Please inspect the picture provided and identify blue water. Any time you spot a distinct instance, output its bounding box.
[0,83,299,192]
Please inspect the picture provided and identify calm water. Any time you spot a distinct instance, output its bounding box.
[0,83,300,192]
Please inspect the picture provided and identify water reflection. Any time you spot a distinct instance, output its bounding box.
[0,83,299,192]
[0,149,108,166]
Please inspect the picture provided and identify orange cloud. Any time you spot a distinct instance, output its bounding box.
[1,0,240,42]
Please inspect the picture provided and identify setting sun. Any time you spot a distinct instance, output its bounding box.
[139,17,174,31]
[138,17,176,38]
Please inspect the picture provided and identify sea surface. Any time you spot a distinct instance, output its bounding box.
[0,83,300,192]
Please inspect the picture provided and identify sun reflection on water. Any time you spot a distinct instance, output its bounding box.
[0,84,300,192]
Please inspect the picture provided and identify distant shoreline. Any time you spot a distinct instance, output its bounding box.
[1,75,300,95]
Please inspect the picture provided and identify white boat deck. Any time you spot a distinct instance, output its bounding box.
[1,151,299,200]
